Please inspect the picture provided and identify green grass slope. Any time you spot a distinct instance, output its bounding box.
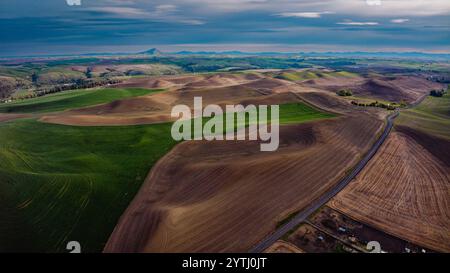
[396,91,450,139]
[276,70,358,82]
[0,88,160,113]
[279,103,335,124]
[194,102,335,137]
[0,119,178,252]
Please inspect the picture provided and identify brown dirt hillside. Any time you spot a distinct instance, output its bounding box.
[104,113,384,252]
[302,75,443,103]
[329,131,450,252]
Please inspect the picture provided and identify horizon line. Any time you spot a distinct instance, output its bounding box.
[2,48,450,59]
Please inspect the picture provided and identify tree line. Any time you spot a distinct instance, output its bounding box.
[2,78,121,102]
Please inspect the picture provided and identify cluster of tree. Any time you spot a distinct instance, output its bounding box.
[351,100,397,110]
[0,86,15,99]
[86,67,93,79]
[3,78,121,102]
[336,89,353,96]
[427,75,450,84]
[36,78,121,97]
[429,88,447,97]
[0,78,31,100]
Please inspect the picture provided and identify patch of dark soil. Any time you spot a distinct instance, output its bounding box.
[395,125,450,167]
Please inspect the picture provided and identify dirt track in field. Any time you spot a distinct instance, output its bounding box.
[0,113,32,123]
[329,131,450,252]
[104,112,384,252]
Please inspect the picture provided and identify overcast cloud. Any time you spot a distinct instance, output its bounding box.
[0,0,449,56]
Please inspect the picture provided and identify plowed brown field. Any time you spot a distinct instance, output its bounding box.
[104,113,384,252]
[329,131,450,252]
[302,75,443,104]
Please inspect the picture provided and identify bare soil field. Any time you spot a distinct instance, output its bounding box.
[302,75,443,104]
[104,112,384,252]
[329,131,450,252]
[114,73,263,90]
[395,125,450,167]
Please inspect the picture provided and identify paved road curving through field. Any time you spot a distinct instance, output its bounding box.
[249,110,399,253]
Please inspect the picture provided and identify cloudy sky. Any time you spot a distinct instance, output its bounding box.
[0,0,449,56]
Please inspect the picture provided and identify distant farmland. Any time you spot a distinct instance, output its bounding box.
[0,88,160,113]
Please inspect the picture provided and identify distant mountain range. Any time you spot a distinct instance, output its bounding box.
[96,48,450,60]
[2,48,450,60]
[170,49,450,59]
